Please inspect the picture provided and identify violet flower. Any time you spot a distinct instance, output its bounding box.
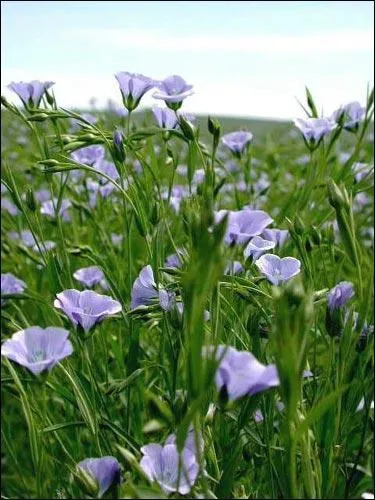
[327,281,354,311]
[140,443,199,495]
[111,233,123,246]
[221,131,253,156]
[131,265,158,310]
[108,99,129,117]
[165,427,204,458]
[152,106,178,129]
[205,345,280,402]
[253,401,285,423]
[1,326,73,375]
[1,273,27,303]
[33,189,50,203]
[40,199,72,222]
[331,101,366,130]
[262,228,289,247]
[158,289,176,312]
[8,230,36,247]
[1,198,19,216]
[54,289,122,332]
[77,456,121,498]
[7,80,54,107]
[73,266,107,288]
[115,72,155,111]
[224,261,244,275]
[33,240,56,253]
[244,236,276,261]
[71,145,105,166]
[352,162,373,183]
[153,75,194,109]
[95,159,120,182]
[70,113,97,132]
[293,117,336,144]
[131,265,174,311]
[165,251,184,269]
[255,254,301,285]
[215,208,273,245]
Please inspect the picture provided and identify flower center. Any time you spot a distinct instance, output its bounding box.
[30,350,46,362]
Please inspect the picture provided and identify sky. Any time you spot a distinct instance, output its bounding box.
[1,1,374,119]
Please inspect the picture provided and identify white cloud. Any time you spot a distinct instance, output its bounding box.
[67,28,374,54]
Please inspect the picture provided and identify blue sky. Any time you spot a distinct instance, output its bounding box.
[1,1,374,119]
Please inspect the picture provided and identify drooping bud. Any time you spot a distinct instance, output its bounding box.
[208,116,221,149]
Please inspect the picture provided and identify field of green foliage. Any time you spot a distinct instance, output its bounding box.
[1,78,374,499]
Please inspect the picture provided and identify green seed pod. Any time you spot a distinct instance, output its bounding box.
[78,133,98,141]
[63,141,87,152]
[38,159,60,167]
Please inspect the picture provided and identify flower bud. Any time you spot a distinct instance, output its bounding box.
[45,90,55,106]
[134,212,147,238]
[305,86,318,118]
[305,236,313,252]
[1,95,11,109]
[113,129,126,163]
[311,225,322,246]
[208,116,221,149]
[294,215,305,236]
[178,116,196,141]
[149,201,159,226]
[327,179,350,212]
[25,186,37,212]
